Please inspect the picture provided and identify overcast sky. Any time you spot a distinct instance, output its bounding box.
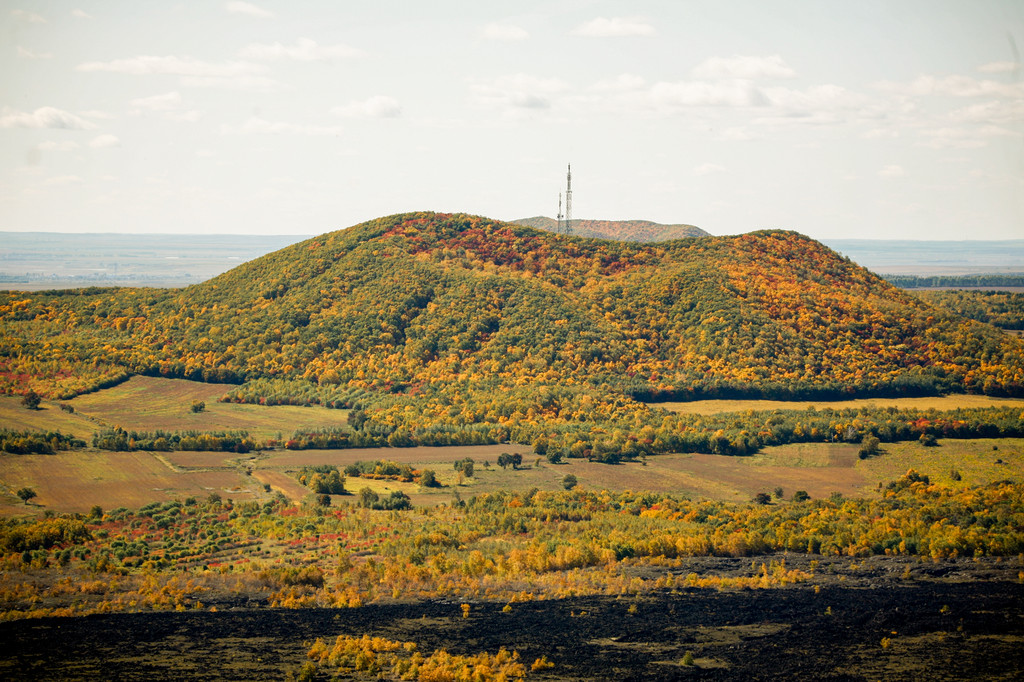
[1,1,1022,240]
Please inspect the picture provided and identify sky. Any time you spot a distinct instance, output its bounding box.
[1,1,1022,240]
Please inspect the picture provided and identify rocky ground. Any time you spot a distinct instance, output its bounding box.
[1,555,1022,680]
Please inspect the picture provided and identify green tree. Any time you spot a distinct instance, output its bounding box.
[753,492,771,505]
[561,474,577,490]
[359,487,379,508]
[21,391,41,410]
[16,487,37,504]
[792,490,810,502]
[859,436,881,459]
[420,469,439,487]
[190,400,206,413]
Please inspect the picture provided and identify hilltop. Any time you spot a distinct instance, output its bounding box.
[513,216,708,241]
[2,210,1021,400]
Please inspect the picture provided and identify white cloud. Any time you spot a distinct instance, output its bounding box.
[692,55,796,80]
[225,1,274,19]
[128,92,201,122]
[481,23,529,41]
[878,74,1024,98]
[222,117,344,136]
[71,9,92,19]
[758,83,871,124]
[78,110,115,120]
[693,163,726,176]
[650,80,768,109]
[948,100,1024,125]
[238,38,362,61]
[77,55,277,91]
[718,127,756,141]
[977,61,1019,74]
[89,134,120,148]
[17,46,53,59]
[11,9,46,24]
[166,110,203,123]
[0,106,97,130]
[472,73,567,111]
[77,55,265,78]
[130,91,183,111]
[862,128,898,139]
[332,96,402,118]
[42,175,84,186]
[878,165,905,178]
[591,74,646,92]
[919,125,1019,149]
[572,17,655,38]
[37,140,80,151]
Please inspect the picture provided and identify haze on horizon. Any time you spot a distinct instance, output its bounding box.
[0,0,1021,241]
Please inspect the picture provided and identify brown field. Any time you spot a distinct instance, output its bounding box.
[0,376,351,442]
[655,394,1024,415]
[4,437,1023,516]
[251,469,310,502]
[0,397,98,440]
[3,377,1023,515]
[0,450,260,514]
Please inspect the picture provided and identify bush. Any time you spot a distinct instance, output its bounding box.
[561,474,578,490]
[21,391,41,410]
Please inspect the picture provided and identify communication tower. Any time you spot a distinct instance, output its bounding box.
[557,192,563,233]
[564,164,573,236]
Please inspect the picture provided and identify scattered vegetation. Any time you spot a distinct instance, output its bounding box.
[0,475,1021,622]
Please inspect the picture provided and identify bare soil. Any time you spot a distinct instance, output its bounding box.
[1,556,1021,681]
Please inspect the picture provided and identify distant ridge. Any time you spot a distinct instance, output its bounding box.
[513,216,709,242]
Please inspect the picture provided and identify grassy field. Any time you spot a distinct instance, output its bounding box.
[1,375,350,441]
[2,377,1023,515]
[655,394,1024,415]
[0,450,257,514]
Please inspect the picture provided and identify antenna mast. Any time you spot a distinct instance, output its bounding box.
[556,192,563,234]
[564,164,573,235]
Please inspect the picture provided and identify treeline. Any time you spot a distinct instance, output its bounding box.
[91,428,258,453]
[344,460,417,482]
[886,274,1024,289]
[913,290,1024,330]
[0,430,85,455]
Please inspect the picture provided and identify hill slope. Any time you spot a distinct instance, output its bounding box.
[2,211,1021,407]
[513,216,708,241]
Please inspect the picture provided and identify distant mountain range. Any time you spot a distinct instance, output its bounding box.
[513,217,709,242]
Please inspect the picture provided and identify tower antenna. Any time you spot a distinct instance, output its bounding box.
[564,164,572,236]
[556,192,563,234]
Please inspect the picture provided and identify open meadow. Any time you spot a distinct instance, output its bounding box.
[2,377,1023,516]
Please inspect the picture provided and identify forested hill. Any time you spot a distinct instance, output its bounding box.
[513,216,708,241]
[1,211,1023,406]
